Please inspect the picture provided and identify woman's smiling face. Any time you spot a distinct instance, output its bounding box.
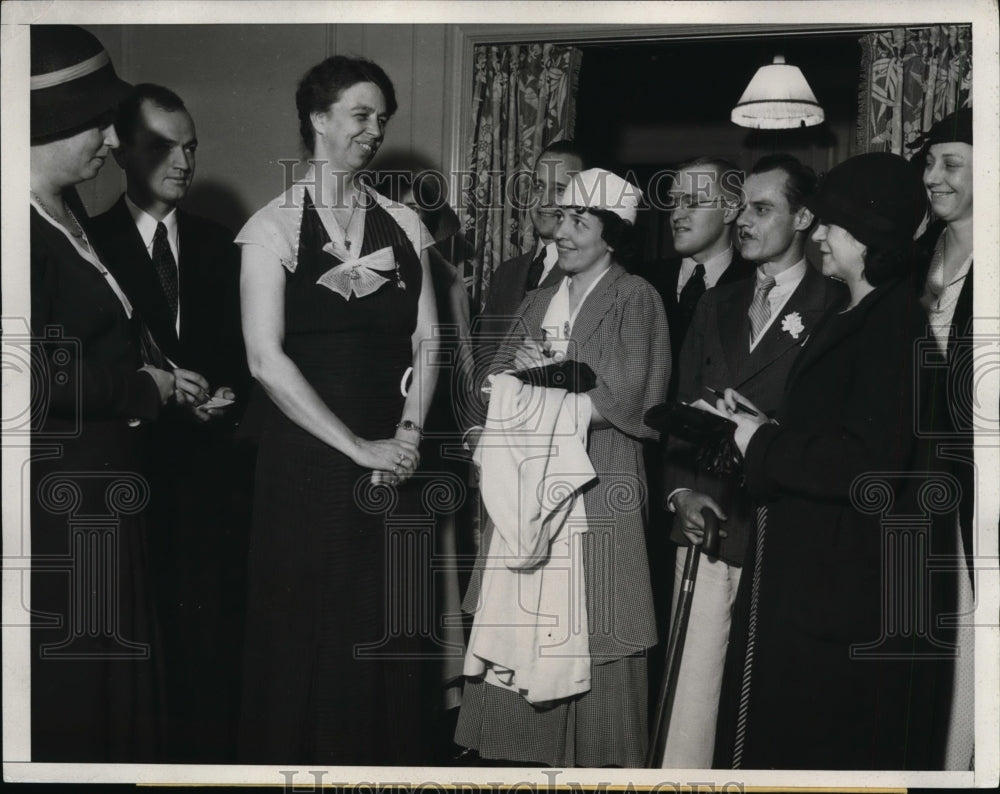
[554,208,611,274]
[924,141,973,224]
[311,81,388,172]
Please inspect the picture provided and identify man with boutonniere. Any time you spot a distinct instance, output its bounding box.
[659,154,845,769]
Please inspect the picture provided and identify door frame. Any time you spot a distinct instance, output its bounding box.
[441,22,889,184]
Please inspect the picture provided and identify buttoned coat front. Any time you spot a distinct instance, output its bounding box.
[714,277,956,769]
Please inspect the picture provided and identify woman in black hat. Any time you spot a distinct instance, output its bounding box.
[712,153,955,769]
[917,107,975,771]
[30,25,175,761]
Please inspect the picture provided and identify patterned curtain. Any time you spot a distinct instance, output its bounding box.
[856,25,972,157]
[461,42,583,311]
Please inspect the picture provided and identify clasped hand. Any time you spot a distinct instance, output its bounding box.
[357,434,420,488]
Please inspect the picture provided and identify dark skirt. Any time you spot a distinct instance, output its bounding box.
[31,419,163,762]
[237,345,435,765]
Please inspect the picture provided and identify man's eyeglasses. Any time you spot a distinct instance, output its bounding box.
[668,195,735,210]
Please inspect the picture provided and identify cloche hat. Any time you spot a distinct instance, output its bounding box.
[31,25,132,143]
[804,153,927,250]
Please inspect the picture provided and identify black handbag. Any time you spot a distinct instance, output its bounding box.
[512,359,598,393]
[644,401,743,476]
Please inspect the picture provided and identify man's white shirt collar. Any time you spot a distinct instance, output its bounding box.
[748,258,808,351]
[125,194,179,259]
[536,239,560,282]
[677,245,734,297]
[125,195,181,334]
[760,258,807,291]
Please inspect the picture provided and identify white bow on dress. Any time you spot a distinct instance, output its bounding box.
[317,244,398,299]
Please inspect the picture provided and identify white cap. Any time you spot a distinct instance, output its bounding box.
[558,168,642,225]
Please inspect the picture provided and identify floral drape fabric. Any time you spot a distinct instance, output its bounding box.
[857,26,972,157]
[462,43,583,311]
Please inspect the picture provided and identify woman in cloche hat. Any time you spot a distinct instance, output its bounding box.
[30,25,174,761]
[713,152,956,769]
[455,168,671,767]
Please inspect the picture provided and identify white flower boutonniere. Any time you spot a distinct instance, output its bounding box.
[781,311,805,340]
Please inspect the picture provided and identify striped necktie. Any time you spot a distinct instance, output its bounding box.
[748,275,776,343]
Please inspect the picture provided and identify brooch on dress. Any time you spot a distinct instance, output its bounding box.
[317,244,398,299]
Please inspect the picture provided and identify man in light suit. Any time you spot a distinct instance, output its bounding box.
[659,154,845,768]
[90,83,250,763]
[476,140,586,344]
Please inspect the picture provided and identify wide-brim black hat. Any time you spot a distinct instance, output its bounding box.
[31,25,132,143]
[927,107,973,145]
[907,107,973,151]
[804,152,927,251]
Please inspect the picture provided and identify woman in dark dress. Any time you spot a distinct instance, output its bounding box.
[236,56,439,764]
[715,153,955,769]
[29,25,178,761]
[916,108,975,770]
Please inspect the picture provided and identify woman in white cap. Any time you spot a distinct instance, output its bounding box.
[30,25,177,760]
[456,168,671,767]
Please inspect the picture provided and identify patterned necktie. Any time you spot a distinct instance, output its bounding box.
[152,221,179,322]
[677,262,706,324]
[524,249,547,291]
[748,274,777,343]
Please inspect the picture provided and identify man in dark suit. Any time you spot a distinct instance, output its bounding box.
[90,83,250,763]
[644,156,753,712]
[647,157,754,387]
[658,154,845,767]
[476,140,585,346]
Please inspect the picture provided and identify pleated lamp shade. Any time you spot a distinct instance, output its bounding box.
[731,55,825,129]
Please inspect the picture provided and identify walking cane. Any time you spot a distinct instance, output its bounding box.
[646,507,721,768]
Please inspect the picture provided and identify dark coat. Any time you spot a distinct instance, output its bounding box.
[480,246,565,326]
[30,200,163,761]
[715,277,956,769]
[90,196,248,411]
[90,196,251,762]
[664,265,846,565]
[644,249,755,382]
[915,220,975,583]
[469,247,566,424]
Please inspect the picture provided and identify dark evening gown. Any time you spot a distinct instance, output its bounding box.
[237,192,434,764]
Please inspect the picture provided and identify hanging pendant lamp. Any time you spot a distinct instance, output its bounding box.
[731,55,825,129]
